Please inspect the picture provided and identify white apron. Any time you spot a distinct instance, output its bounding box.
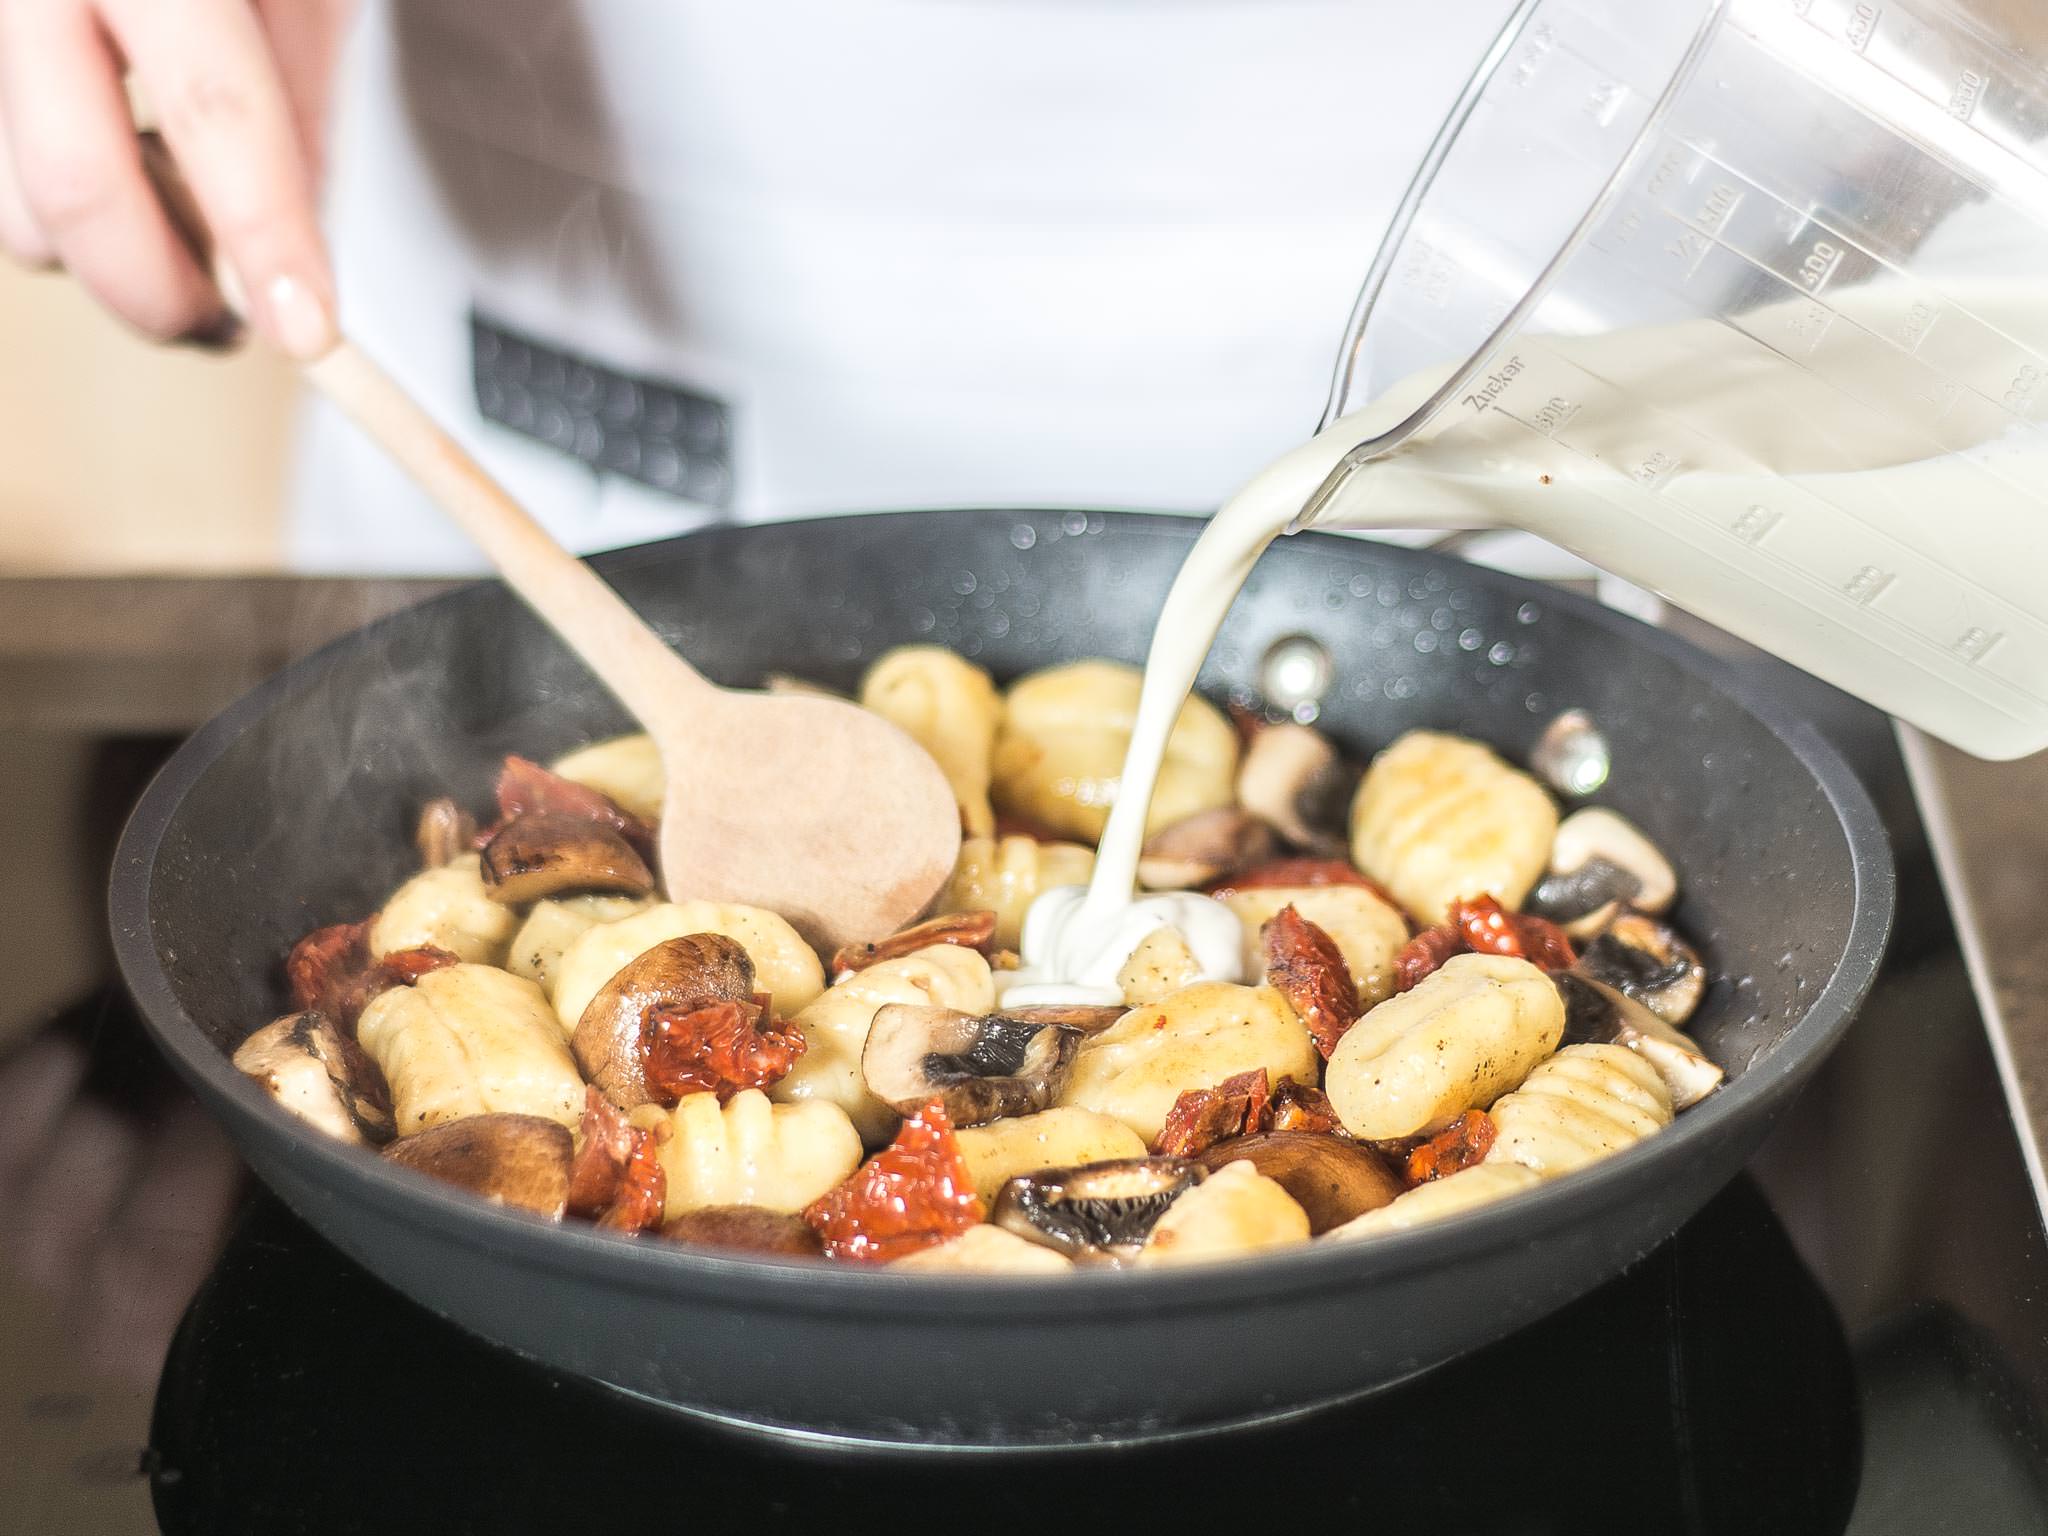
[288,0,1518,572]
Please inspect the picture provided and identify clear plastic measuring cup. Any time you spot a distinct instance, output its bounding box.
[1303,0,2048,759]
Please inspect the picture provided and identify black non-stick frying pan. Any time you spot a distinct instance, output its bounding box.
[111,509,1893,1450]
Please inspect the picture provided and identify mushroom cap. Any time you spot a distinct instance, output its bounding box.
[481,811,655,906]
[1235,722,1356,853]
[382,1113,573,1216]
[1554,971,1722,1109]
[1195,1131,1403,1234]
[990,1156,1206,1262]
[862,1004,1086,1127]
[1138,808,1279,891]
[659,1205,825,1258]
[572,934,756,1107]
[1576,913,1705,1025]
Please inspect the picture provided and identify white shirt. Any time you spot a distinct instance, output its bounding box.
[289,0,1517,572]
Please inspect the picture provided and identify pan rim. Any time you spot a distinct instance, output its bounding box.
[109,508,1894,1321]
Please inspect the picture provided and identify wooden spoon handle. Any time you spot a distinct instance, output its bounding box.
[137,133,713,731]
[307,343,716,727]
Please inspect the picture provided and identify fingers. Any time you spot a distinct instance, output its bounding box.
[0,107,55,267]
[254,0,356,190]
[106,0,335,356]
[0,0,223,338]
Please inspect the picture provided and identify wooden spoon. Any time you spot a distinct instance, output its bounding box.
[314,346,961,952]
[140,142,961,952]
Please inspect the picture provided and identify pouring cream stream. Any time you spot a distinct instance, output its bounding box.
[1001,278,2048,1002]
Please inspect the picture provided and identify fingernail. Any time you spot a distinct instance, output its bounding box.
[177,309,246,352]
[264,272,336,359]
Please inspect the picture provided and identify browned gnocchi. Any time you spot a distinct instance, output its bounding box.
[243,645,1716,1271]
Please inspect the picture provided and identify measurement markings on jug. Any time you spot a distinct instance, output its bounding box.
[1949,68,1985,121]
[1842,566,1895,605]
[1731,505,1783,546]
[1953,627,2003,664]
[1797,239,1844,294]
[1462,356,1526,414]
[1845,3,1881,52]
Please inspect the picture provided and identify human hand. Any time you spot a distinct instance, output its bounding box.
[0,0,354,355]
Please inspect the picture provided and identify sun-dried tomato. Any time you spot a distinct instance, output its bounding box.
[1154,1068,1274,1158]
[641,993,807,1104]
[489,755,654,855]
[286,919,371,1017]
[1405,1110,1498,1186]
[1451,896,1576,971]
[1261,905,1363,1058]
[567,1086,667,1232]
[1269,1080,1346,1137]
[597,1127,668,1233]
[804,1100,983,1263]
[373,945,461,988]
[830,909,998,977]
[1394,924,1465,992]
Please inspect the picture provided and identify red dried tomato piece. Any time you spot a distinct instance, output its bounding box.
[491,755,653,854]
[1155,1069,1274,1158]
[1394,924,1465,992]
[1405,1110,1498,1186]
[1451,896,1576,971]
[830,909,998,977]
[286,920,371,1017]
[1208,857,1382,897]
[1269,1080,1346,1137]
[804,1100,984,1263]
[1261,905,1363,1058]
[641,992,807,1104]
[597,1128,668,1233]
[373,945,461,988]
[567,1086,667,1233]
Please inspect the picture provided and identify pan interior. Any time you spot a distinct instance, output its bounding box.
[145,511,1855,1110]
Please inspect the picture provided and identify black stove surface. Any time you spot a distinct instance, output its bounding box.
[7,682,2048,1534]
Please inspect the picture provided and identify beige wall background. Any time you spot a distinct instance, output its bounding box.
[0,265,295,574]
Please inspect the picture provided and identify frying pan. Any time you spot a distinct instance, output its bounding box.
[111,510,1893,1449]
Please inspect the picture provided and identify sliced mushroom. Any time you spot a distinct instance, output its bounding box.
[480,811,655,906]
[382,1113,573,1216]
[660,1205,825,1258]
[991,1156,1205,1263]
[1553,972,1723,1110]
[1195,1131,1403,1235]
[572,934,756,1108]
[1235,722,1358,853]
[415,796,477,869]
[1137,808,1278,890]
[233,1011,395,1145]
[863,1004,1088,1127]
[1525,807,1676,937]
[1577,913,1705,1025]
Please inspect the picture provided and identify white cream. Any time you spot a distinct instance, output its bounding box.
[999,887,1245,1008]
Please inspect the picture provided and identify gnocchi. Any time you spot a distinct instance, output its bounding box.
[552,900,825,1034]
[251,647,1721,1274]
[1057,982,1319,1144]
[938,834,1096,950]
[992,661,1238,842]
[1134,1159,1311,1267]
[772,945,996,1143]
[506,893,655,999]
[1349,731,1558,924]
[629,1090,863,1219]
[1323,953,1564,1141]
[369,854,520,966]
[357,964,584,1135]
[954,1107,1149,1204]
[1216,884,1410,1005]
[893,1225,1075,1274]
[859,647,1004,838]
